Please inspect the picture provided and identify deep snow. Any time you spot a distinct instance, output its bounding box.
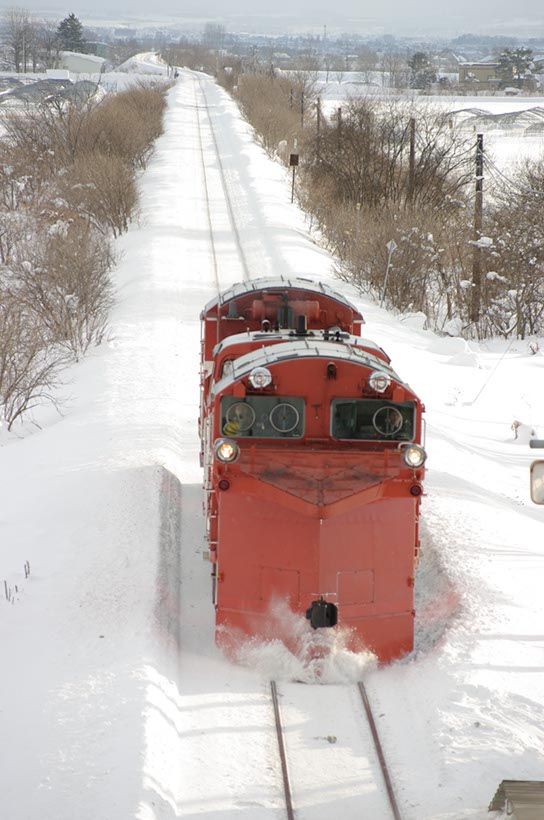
[1,58,544,819]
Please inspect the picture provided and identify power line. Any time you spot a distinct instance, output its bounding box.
[484,153,544,198]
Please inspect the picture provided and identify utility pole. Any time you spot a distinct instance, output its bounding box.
[355,202,361,242]
[380,240,397,308]
[407,117,416,204]
[337,106,342,147]
[470,133,484,325]
[316,97,321,158]
[290,141,299,204]
[300,91,305,128]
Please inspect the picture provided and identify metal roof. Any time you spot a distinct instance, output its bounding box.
[211,338,404,398]
[213,329,387,359]
[489,780,544,819]
[203,276,364,317]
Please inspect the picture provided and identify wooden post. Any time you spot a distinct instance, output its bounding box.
[470,133,484,325]
[290,149,299,203]
[408,117,416,204]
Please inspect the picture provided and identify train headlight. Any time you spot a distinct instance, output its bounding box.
[402,444,427,469]
[215,438,240,463]
[368,370,391,393]
[249,367,272,389]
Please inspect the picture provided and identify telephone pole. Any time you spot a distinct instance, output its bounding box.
[407,117,416,204]
[470,133,484,325]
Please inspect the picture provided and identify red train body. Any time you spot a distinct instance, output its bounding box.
[200,277,426,663]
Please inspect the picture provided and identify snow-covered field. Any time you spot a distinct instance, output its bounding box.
[320,80,544,168]
[1,62,543,820]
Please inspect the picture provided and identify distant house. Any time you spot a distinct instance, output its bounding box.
[59,51,106,74]
[458,56,500,88]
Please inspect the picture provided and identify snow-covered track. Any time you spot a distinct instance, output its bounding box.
[193,73,221,293]
[193,73,251,288]
[271,679,404,820]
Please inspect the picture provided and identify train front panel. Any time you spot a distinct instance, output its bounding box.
[205,342,425,663]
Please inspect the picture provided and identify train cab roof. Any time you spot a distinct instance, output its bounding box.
[213,329,391,364]
[202,276,365,322]
[211,338,410,399]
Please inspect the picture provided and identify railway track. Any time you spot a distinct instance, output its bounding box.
[271,679,403,820]
[176,69,418,818]
[187,69,407,816]
[192,71,251,296]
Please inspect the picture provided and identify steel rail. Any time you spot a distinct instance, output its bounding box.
[358,680,403,820]
[270,680,295,820]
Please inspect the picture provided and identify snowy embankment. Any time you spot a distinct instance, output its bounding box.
[0,66,543,820]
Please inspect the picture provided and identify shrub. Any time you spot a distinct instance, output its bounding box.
[14,221,115,358]
[0,293,67,430]
[58,152,137,237]
[0,81,169,427]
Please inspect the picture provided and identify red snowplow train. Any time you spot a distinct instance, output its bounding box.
[199,277,426,663]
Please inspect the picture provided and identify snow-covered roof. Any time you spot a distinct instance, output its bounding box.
[212,338,403,398]
[458,57,500,68]
[60,51,106,65]
[213,329,389,361]
[204,275,364,318]
[0,79,71,105]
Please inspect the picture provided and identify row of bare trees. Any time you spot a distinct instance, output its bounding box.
[0,81,170,430]
[1,7,59,72]
[222,68,544,340]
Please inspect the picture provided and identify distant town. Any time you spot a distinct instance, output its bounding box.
[2,11,544,95]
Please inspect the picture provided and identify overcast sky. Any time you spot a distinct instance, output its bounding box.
[0,0,542,36]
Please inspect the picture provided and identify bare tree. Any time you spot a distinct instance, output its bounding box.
[0,293,67,430]
[356,47,379,84]
[201,23,226,52]
[303,96,472,211]
[33,18,59,69]
[380,47,410,89]
[1,6,33,71]
[15,221,115,358]
[482,158,544,338]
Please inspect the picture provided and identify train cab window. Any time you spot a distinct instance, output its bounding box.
[221,359,234,379]
[331,399,416,441]
[221,396,305,438]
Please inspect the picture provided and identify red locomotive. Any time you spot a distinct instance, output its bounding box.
[200,277,426,663]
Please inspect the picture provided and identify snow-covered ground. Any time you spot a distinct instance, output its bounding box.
[1,63,544,820]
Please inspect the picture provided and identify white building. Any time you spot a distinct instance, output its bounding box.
[59,51,106,74]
